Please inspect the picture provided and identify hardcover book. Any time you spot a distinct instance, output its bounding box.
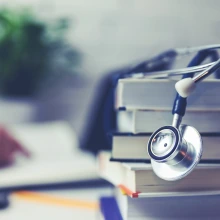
[115,78,220,111]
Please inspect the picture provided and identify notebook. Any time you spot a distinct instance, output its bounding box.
[0,121,99,189]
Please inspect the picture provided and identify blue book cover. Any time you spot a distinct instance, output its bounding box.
[99,197,123,220]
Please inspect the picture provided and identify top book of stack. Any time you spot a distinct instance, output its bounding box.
[115,78,220,111]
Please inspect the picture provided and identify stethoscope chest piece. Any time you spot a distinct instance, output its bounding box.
[147,125,203,181]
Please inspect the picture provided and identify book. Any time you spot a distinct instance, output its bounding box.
[99,189,220,220]
[114,187,220,220]
[98,151,220,197]
[99,197,123,220]
[110,133,220,161]
[111,133,150,162]
[0,121,99,189]
[115,78,220,111]
[117,109,220,133]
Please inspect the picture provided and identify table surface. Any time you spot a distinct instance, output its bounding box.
[0,186,112,220]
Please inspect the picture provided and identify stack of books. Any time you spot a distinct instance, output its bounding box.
[98,78,220,219]
[116,78,220,134]
[98,152,220,220]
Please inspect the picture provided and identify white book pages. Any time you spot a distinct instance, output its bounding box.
[116,78,220,111]
[117,110,220,133]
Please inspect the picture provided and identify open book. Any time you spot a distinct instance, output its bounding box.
[0,121,99,189]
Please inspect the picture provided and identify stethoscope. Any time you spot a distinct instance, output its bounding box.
[145,45,220,181]
[123,44,220,79]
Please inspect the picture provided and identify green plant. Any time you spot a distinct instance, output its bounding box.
[0,8,81,97]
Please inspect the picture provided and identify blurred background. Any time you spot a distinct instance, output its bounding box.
[0,0,219,147]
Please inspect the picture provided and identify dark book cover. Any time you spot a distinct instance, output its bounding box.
[99,197,123,220]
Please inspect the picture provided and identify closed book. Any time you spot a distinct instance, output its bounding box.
[117,110,220,133]
[99,197,123,220]
[115,78,220,111]
[114,187,220,220]
[98,151,220,197]
[110,133,220,161]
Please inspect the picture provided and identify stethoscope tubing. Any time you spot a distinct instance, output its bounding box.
[129,61,217,79]
[127,44,220,79]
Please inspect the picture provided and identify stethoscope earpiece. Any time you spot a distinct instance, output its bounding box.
[147,125,203,181]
